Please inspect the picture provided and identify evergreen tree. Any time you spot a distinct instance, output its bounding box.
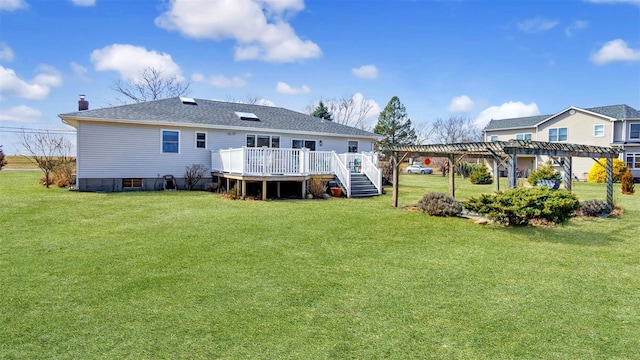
[311,100,333,121]
[374,96,417,154]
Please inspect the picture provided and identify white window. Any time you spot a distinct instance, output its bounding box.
[593,125,605,137]
[162,130,179,153]
[348,140,358,153]
[516,133,532,141]
[246,134,280,148]
[196,132,206,149]
[626,153,640,169]
[549,127,567,142]
[490,135,498,142]
[630,124,640,140]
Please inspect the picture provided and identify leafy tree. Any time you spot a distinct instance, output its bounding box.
[311,100,333,121]
[374,96,417,154]
[111,67,190,104]
[0,145,7,171]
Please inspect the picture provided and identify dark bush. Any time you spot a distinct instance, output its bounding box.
[469,164,493,185]
[417,192,463,217]
[527,161,562,186]
[577,199,612,217]
[464,187,579,226]
[0,145,7,171]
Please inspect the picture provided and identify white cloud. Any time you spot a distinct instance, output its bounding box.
[70,0,95,6]
[448,95,474,112]
[70,61,88,78]
[0,105,41,123]
[517,17,559,33]
[0,65,62,100]
[565,20,588,37]
[474,101,540,128]
[0,0,28,11]
[0,42,14,62]
[590,39,640,65]
[255,98,276,106]
[585,0,640,5]
[154,0,321,62]
[192,73,248,88]
[91,44,183,81]
[352,64,378,79]
[276,81,310,94]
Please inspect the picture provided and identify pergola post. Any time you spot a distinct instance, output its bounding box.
[561,156,573,192]
[448,156,455,198]
[505,150,517,189]
[606,157,614,206]
[493,158,500,192]
[392,154,399,208]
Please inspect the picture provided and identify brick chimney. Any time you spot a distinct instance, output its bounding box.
[78,95,89,111]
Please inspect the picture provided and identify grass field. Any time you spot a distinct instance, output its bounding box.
[2,156,39,169]
[1,170,639,359]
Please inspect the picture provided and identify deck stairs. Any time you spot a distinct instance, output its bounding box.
[336,173,380,198]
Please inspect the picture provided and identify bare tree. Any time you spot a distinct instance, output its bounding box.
[111,67,190,104]
[413,122,436,145]
[307,94,374,129]
[184,164,207,190]
[225,94,266,105]
[18,130,73,188]
[431,116,482,144]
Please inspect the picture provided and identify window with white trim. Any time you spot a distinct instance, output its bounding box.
[630,124,640,140]
[549,127,567,142]
[593,124,605,137]
[196,132,206,149]
[246,134,280,148]
[626,153,640,169]
[162,130,179,153]
[490,135,498,142]
[348,140,358,153]
[516,133,532,141]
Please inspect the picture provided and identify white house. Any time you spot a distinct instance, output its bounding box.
[59,96,383,198]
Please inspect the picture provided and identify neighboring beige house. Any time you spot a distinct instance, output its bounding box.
[483,104,640,180]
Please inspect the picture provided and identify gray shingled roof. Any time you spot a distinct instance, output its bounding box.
[484,104,639,131]
[59,97,380,138]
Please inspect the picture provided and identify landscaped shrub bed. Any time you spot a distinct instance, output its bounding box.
[464,187,580,225]
[576,199,612,217]
[417,192,462,217]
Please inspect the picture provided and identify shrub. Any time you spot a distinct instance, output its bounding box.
[309,177,327,199]
[0,145,7,171]
[222,183,239,200]
[576,199,612,217]
[185,164,207,190]
[527,161,562,186]
[621,169,635,195]
[417,192,462,217]
[587,158,626,183]
[379,161,393,185]
[469,164,493,185]
[464,187,580,226]
[52,161,75,188]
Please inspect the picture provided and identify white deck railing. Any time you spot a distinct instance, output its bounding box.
[211,147,381,196]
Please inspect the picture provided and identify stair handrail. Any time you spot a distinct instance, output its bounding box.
[332,152,351,197]
[360,152,382,194]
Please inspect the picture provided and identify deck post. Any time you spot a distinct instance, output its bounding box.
[277,182,281,198]
[302,180,307,199]
[262,180,267,201]
[241,180,247,200]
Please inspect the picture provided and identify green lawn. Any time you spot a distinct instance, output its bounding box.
[1,171,639,359]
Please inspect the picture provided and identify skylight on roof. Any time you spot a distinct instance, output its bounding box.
[234,111,260,121]
[180,97,197,105]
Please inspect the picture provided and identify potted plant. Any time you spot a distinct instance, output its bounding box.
[528,161,562,189]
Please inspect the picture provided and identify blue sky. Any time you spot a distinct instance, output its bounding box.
[1,0,639,154]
